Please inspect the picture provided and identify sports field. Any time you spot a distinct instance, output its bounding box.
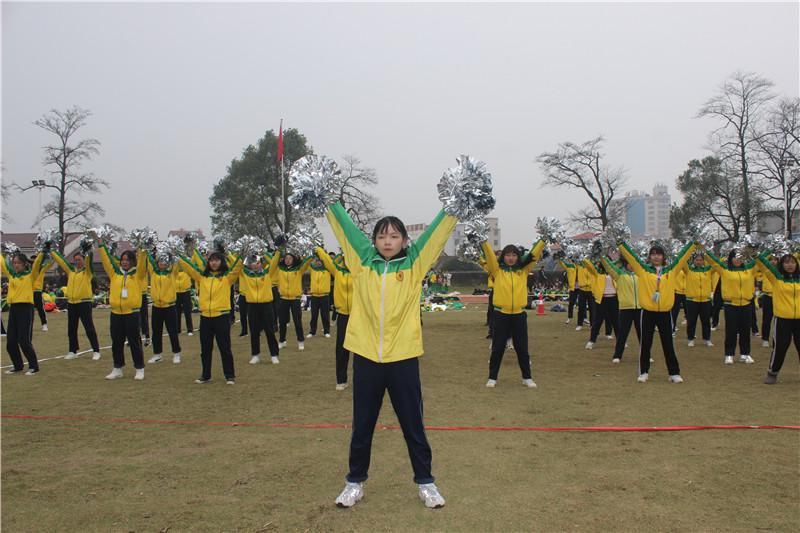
[2,306,798,532]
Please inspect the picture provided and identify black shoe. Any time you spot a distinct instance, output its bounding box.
[486,334,492,338]
[239,331,248,337]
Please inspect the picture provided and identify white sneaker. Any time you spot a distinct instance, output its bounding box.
[173,354,181,364]
[724,356,734,365]
[585,341,594,350]
[522,378,537,388]
[105,368,124,380]
[565,318,571,324]
[506,341,513,351]
[65,352,79,360]
[148,354,163,364]
[25,369,39,376]
[575,326,583,331]
[688,340,695,347]
[92,352,102,360]
[226,379,236,385]
[335,482,364,508]
[306,333,314,338]
[324,333,331,338]
[187,331,194,336]
[418,483,446,509]
[278,341,287,349]
[249,356,260,365]
[761,340,770,348]
[271,356,279,364]
[637,373,649,383]
[298,342,305,351]
[681,319,687,325]
[134,369,145,381]
[485,379,497,388]
[4,369,20,374]
[739,355,755,364]
[612,358,621,364]
[143,337,151,347]
[705,340,714,347]
[649,358,654,363]
[668,374,684,383]
[606,335,613,340]
[336,383,348,391]
[42,324,48,332]
[711,326,717,332]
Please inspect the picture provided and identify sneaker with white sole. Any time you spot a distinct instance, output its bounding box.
[711,326,717,331]
[687,340,695,347]
[134,369,145,381]
[637,373,649,383]
[195,377,211,384]
[606,335,613,340]
[5,369,22,374]
[226,379,235,385]
[187,331,194,336]
[724,356,734,365]
[42,324,48,332]
[681,319,687,325]
[271,356,279,364]
[278,341,287,349]
[92,352,102,360]
[705,340,714,347]
[249,355,260,365]
[668,374,684,383]
[612,358,621,364]
[565,318,571,324]
[585,341,594,350]
[335,482,364,508]
[105,368,124,380]
[575,326,583,331]
[761,340,770,348]
[485,379,497,388]
[324,333,331,338]
[306,333,314,338]
[143,337,151,347]
[25,369,39,376]
[764,371,778,385]
[739,354,755,364]
[522,378,537,388]
[65,352,79,360]
[418,483,446,509]
[336,383,348,391]
[298,342,305,351]
[148,354,163,364]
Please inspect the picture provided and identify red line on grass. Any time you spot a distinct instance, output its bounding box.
[3,414,799,432]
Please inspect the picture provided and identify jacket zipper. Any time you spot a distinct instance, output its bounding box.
[379,261,388,362]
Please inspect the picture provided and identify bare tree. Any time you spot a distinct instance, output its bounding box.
[15,106,108,253]
[336,155,381,231]
[698,71,775,234]
[751,97,800,238]
[536,136,627,231]
[1,163,11,223]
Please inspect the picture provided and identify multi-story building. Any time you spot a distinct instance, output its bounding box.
[611,184,671,239]
[406,217,501,255]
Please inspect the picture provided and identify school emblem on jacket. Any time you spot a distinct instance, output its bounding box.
[396,271,404,281]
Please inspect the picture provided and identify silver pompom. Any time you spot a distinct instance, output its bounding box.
[535,217,565,244]
[288,155,342,217]
[287,219,323,258]
[230,235,268,261]
[86,225,117,247]
[456,241,481,262]
[154,241,177,265]
[196,239,210,257]
[730,234,761,261]
[687,222,716,249]
[1,241,20,255]
[127,227,158,251]
[437,155,495,221]
[35,228,61,253]
[456,218,489,262]
[601,223,631,251]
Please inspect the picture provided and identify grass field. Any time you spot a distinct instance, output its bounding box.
[2,305,799,532]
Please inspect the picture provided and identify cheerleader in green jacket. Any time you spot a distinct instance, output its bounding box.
[327,202,455,510]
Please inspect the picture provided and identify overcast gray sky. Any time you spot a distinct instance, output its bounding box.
[2,1,798,247]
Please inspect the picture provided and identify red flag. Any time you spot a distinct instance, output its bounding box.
[277,120,284,162]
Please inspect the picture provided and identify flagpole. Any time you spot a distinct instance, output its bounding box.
[279,118,286,231]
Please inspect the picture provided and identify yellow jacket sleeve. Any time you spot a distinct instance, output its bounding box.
[0,254,9,277]
[409,210,458,274]
[481,241,500,277]
[51,251,73,274]
[136,250,148,283]
[30,252,44,280]
[316,247,338,274]
[99,245,116,278]
[326,202,372,275]
[178,255,203,282]
[522,240,547,274]
[618,242,646,278]
[756,253,778,285]
[601,256,620,280]
[226,256,243,284]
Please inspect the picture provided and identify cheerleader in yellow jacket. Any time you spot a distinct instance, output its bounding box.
[756,251,800,384]
[558,259,579,325]
[275,252,312,350]
[239,252,281,365]
[327,202,455,509]
[174,265,194,335]
[32,257,54,330]
[680,252,716,348]
[618,241,696,383]
[99,245,149,381]
[316,246,354,389]
[145,252,183,364]
[602,255,640,363]
[1,251,44,374]
[756,257,777,348]
[51,249,102,359]
[706,249,757,365]
[581,258,619,349]
[481,239,546,388]
[178,251,243,384]
[307,256,332,338]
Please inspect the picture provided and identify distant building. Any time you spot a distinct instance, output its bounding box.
[756,210,800,238]
[610,184,671,239]
[168,228,206,240]
[406,217,501,255]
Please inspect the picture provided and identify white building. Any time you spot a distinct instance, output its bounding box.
[610,184,671,239]
[406,217,501,256]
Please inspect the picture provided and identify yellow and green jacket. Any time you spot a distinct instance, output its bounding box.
[238,253,280,304]
[558,260,578,290]
[706,251,756,307]
[309,262,332,296]
[327,202,457,363]
[51,251,96,304]
[755,268,774,296]
[576,263,593,291]
[1,253,45,304]
[146,254,180,308]
[681,263,715,303]
[478,255,495,289]
[99,245,148,315]
[674,269,686,295]
[276,254,312,300]
[33,258,54,291]
[581,259,615,304]
[756,253,800,319]
[618,241,696,312]
[602,257,639,310]
[178,254,243,317]
[481,239,546,315]
[317,247,354,315]
[175,269,192,293]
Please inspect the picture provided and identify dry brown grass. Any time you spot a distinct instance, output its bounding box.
[2,306,798,532]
